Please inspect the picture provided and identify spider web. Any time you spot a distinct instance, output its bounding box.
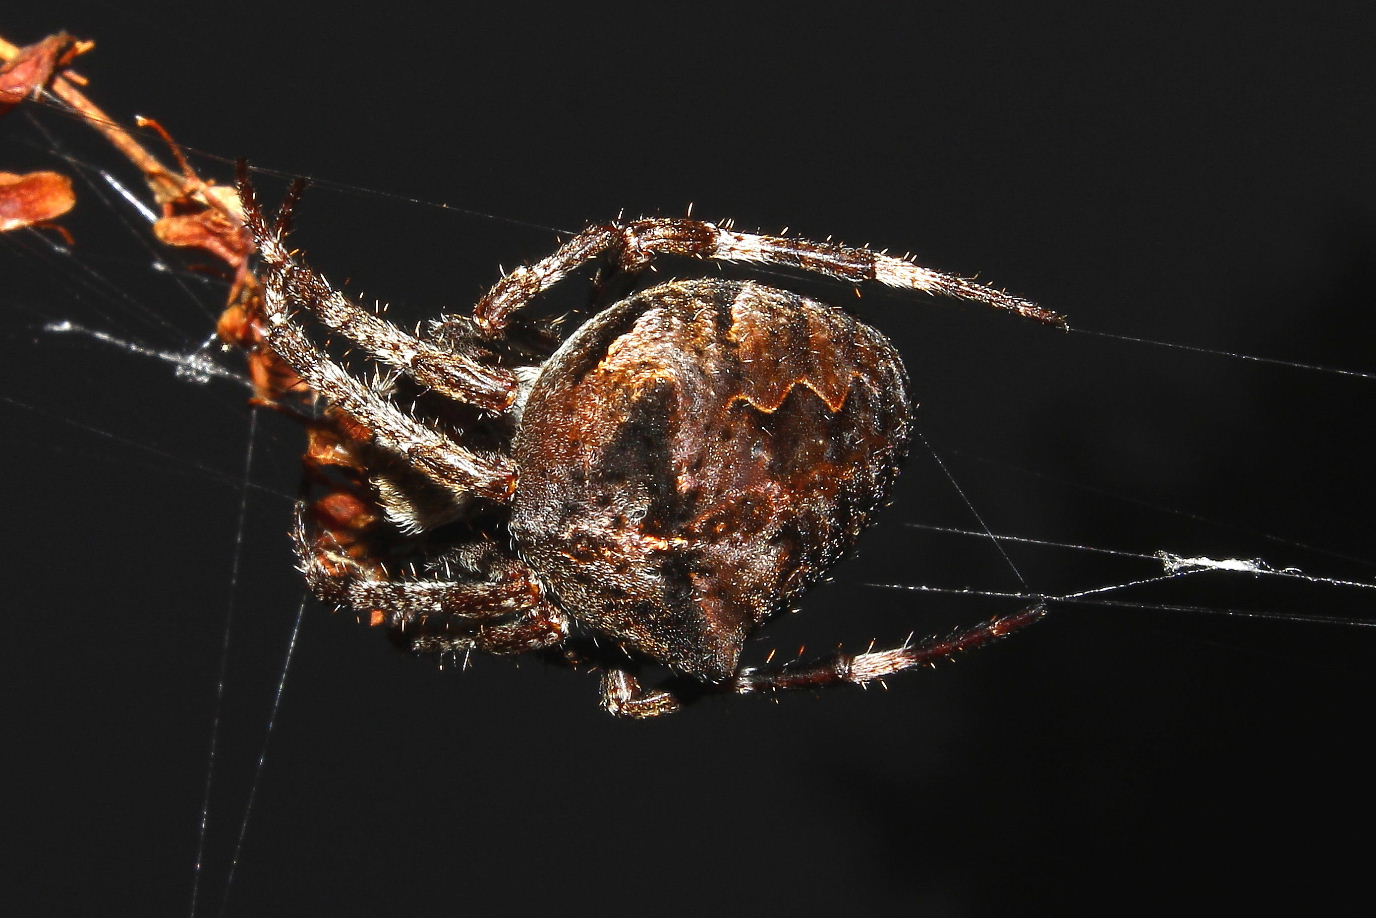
[4,11,1375,915]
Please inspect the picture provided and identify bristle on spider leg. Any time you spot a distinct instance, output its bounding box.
[273,176,309,240]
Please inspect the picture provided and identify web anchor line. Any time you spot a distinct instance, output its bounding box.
[866,538,1376,630]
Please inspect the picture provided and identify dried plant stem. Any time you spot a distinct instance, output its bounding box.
[0,33,182,202]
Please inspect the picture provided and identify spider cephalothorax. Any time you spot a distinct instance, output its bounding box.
[237,165,1060,718]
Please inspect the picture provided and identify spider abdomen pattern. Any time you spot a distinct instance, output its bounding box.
[511,279,913,680]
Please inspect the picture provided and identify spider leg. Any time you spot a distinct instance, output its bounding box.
[315,563,544,631]
[237,170,515,501]
[599,669,684,719]
[408,599,571,656]
[293,509,540,630]
[597,606,1046,719]
[475,219,1065,334]
[276,256,518,410]
[730,605,1046,695]
[236,167,519,412]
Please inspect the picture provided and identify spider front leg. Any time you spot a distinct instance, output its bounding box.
[598,607,1046,719]
[236,166,519,412]
[474,219,1065,335]
[236,169,515,501]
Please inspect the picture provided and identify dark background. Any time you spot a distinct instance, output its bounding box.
[4,4,1374,916]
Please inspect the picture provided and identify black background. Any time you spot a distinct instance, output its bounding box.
[4,4,1375,916]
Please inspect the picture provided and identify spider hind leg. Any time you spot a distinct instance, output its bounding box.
[597,606,1047,719]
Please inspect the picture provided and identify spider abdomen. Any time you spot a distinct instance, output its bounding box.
[510,278,912,681]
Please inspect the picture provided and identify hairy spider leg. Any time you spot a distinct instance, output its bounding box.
[240,169,554,657]
[236,166,519,410]
[475,219,1066,334]
[237,168,516,501]
[600,606,1046,719]
[294,509,568,650]
[408,604,571,656]
[599,670,684,718]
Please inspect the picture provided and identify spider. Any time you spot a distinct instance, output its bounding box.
[236,164,1064,718]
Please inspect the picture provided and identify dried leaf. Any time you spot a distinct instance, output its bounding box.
[0,170,76,231]
[0,32,91,117]
[153,208,251,265]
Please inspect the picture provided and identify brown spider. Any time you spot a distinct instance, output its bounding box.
[237,165,1063,718]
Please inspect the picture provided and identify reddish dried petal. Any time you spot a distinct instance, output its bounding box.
[153,209,251,266]
[0,170,76,231]
[0,33,90,117]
